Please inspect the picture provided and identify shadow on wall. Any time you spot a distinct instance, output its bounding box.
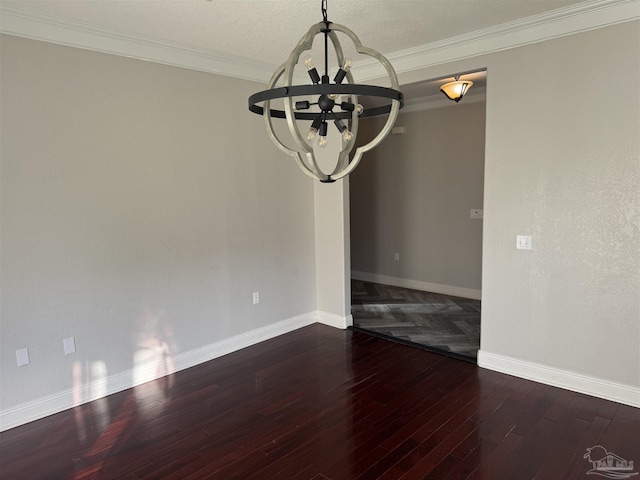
[349,115,411,277]
[349,117,383,273]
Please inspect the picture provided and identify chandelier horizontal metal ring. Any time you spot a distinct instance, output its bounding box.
[249,84,403,120]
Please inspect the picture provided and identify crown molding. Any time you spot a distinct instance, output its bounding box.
[0,3,278,83]
[1,0,638,84]
[355,0,640,81]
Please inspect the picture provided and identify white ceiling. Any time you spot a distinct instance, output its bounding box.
[1,0,636,101]
[1,0,590,66]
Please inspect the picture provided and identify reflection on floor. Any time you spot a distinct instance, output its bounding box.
[351,279,481,361]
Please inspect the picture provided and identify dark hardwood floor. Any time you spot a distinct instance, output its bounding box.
[1,324,637,479]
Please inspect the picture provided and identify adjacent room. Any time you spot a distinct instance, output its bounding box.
[350,72,486,361]
[1,0,638,478]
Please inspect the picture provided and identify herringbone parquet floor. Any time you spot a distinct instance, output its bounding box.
[351,279,481,361]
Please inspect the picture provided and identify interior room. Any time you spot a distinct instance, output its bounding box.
[1,0,638,478]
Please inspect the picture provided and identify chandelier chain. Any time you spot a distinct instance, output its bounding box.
[321,0,328,23]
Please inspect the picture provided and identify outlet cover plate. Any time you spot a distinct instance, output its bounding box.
[516,235,532,250]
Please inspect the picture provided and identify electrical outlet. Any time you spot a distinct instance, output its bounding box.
[394,252,400,261]
[470,209,483,219]
[516,235,532,250]
[253,291,260,304]
[16,347,30,366]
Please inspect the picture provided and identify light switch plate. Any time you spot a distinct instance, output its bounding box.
[16,347,30,366]
[63,337,76,355]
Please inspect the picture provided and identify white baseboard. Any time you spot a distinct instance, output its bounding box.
[352,271,481,300]
[0,312,318,432]
[316,311,353,329]
[478,350,640,408]
[170,312,317,373]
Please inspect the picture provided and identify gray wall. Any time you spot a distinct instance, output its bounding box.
[350,101,486,297]
[0,35,317,413]
[395,21,639,391]
[1,15,638,424]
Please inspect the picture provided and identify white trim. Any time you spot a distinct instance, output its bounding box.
[2,0,638,82]
[478,350,640,408]
[0,3,277,83]
[170,312,317,372]
[355,0,640,80]
[352,270,481,300]
[0,312,317,432]
[316,311,353,329]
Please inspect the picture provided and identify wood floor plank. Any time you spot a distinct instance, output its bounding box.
[0,323,637,480]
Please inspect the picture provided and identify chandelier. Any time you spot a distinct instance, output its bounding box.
[248,0,404,183]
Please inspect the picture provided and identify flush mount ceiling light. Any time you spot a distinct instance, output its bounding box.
[440,75,473,103]
[248,0,404,183]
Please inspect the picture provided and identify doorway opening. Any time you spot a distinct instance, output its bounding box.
[348,69,487,362]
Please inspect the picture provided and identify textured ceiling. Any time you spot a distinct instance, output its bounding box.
[0,0,589,66]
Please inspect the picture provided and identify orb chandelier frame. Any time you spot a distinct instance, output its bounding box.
[248,0,404,183]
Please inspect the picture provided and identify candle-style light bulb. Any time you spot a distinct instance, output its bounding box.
[307,116,323,143]
[334,119,353,143]
[303,55,321,84]
[304,55,314,70]
[318,121,329,148]
[334,57,353,84]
